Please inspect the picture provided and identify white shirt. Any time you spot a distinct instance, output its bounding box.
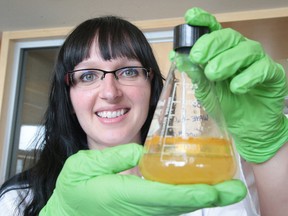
[0,187,31,216]
[183,156,260,216]
[0,154,260,216]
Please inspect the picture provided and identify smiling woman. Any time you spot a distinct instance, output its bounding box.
[69,56,153,149]
[0,15,165,216]
[0,6,287,216]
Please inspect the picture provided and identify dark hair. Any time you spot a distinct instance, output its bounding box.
[0,16,164,215]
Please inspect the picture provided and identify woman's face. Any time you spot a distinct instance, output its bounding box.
[70,45,152,150]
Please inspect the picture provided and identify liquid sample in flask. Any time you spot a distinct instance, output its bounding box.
[140,136,236,184]
[139,24,237,185]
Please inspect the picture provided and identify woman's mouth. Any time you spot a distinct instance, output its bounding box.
[96,108,128,119]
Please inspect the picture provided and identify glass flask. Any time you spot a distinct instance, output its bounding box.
[139,24,237,185]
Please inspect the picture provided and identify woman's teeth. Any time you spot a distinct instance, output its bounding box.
[97,109,126,118]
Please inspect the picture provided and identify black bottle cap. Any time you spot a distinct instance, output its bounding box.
[173,24,210,53]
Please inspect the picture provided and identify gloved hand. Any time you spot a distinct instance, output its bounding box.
[180,7,288,163]
[40,144,246,216]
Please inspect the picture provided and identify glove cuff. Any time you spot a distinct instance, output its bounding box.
[235,116,288,163]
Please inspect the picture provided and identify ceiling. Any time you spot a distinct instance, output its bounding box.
[1,0,288,33]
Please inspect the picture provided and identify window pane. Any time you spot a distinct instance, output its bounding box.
[8,47,59,177]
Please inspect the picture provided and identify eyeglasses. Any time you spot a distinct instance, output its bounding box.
[65,66,151,89]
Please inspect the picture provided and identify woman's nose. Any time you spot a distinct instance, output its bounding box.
[98,74,123,100]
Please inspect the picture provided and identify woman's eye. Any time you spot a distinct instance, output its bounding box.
[79,71,100,82]
[119,68,139,78]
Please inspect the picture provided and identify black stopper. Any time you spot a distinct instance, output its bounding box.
[173,24,210,53]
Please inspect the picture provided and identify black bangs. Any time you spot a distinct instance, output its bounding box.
[60,16,150,72]
[97,17,140,61]
[60,20,97,72]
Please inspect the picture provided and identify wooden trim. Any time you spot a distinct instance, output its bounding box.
[2,27,72,40]
[0,32,11,115]
[215,7,288,22]
[0,32,12,182]
[134,7,288,30]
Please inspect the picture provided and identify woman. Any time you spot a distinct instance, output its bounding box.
[0,14,164,215]
[0,7,287,216]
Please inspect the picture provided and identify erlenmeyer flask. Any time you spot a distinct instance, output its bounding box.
[139,24,237,185]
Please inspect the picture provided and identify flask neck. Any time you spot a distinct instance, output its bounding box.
[173,49,198,73]
[175,47,191,55]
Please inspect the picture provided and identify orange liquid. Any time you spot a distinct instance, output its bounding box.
[139,136,237,184]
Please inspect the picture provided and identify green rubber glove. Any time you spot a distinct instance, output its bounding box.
[180,7,288,163]
[40,144,247,216]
